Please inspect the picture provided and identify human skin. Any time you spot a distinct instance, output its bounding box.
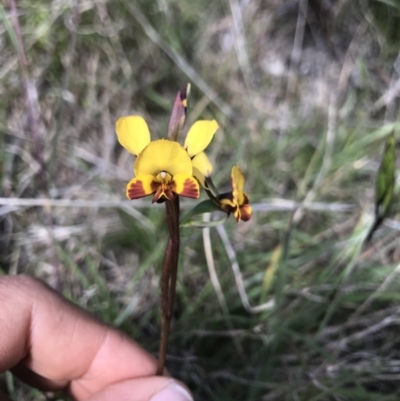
[0,275,192,401]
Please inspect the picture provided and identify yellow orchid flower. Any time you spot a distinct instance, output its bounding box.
[218,165,252,222]
[116,115,218,203]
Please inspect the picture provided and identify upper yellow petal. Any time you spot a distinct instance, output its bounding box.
[134,139,193,177]
[192,152,213,187]
[116,116,151,156]
[184,120,218,157]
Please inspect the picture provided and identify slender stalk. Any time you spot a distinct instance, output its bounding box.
[157,237,173,375]
[167,196,180,314]
[157,195,180,375]
[8,0,46,190]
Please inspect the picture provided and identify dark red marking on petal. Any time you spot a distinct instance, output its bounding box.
[127,180,153,200]
[179,178,199,199]
[152,185,164,203]
[164,189,175,201]
[152,186,176,203]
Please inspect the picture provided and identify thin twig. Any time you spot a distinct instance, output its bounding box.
[7,0,65,286]
[203,213,230,312]
[279,94,338,304]
[8,0,45,189]
[350,263,400,319]
[287,0,308,95]
[228,0,252,89]
[326,316,400,351]
[49,0,81,180]
[216,224,274,314]
[277,0,308,154]
[0,197,355,212]
[202,213,244,355]
[293,93,338,223]
[0,198,154,230]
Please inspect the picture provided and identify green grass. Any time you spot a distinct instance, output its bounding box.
[1,0,400,400]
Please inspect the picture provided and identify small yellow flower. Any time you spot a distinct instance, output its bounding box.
[116,116,218,202]
[218,165,252,222]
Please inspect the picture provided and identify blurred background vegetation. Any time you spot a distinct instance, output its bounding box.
[1,0,400,399]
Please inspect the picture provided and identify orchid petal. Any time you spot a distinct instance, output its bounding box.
[184,120,218,157]
[126,174,155,199]
[231,165,246,205]
[192,152,213,187]
[134,140,193,177]
[116,116,151,156]
[172,174,200,199]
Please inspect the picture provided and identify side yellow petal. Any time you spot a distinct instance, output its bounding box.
[134,140,193,177]
[218,196,240,220]
[231,165,245,205]
[126,174,155,199]
[184,120,218,157]
[219,197,236,211]
[172,174,200,199]
[192,152,213,187]
[116,116,151,156]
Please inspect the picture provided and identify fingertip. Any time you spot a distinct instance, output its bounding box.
[149,381,193,401]
[83,378,193,401]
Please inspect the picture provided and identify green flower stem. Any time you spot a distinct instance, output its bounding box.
[157,195,180,375]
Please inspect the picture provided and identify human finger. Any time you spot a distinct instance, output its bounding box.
[0,275,191,400]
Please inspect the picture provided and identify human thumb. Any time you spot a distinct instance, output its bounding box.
[148,380,193,401]
[84,377,193,401]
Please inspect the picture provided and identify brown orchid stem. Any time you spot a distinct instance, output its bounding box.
[157,195,180,375]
